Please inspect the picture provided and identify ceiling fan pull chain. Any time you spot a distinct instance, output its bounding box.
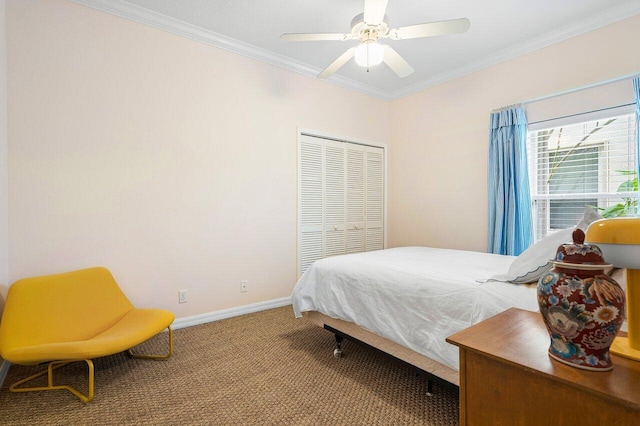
[366,41,370,72]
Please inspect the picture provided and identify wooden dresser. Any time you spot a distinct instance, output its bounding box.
[447,308,640,425]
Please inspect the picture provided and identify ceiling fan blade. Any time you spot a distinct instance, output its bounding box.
[280,33,350,42]
[382,45,414,78]
[390,18,470,40]
[317,48,356,79]
[364,0,389,25]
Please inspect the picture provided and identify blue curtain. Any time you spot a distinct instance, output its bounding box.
[634,77,640,208]
[488,107,533,256]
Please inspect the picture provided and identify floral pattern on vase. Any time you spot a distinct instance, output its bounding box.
[537,229,626,371]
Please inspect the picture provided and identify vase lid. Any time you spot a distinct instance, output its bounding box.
[553,228,611,269]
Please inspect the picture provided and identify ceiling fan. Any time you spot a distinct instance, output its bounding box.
[280,0,470,79]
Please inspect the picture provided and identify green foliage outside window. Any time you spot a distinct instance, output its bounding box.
[597,170,638,218]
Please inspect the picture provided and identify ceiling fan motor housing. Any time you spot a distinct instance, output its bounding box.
[350,13,390,41]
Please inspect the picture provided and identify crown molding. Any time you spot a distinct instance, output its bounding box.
[389,1,640,100]
[68,0,392,100]
[70,0,640,102]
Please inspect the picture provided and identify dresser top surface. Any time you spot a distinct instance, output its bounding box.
[447,308,640,409]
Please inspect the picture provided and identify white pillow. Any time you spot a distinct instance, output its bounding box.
[487,206,602,284]
[576,205,603,231]
[491,227,573,283]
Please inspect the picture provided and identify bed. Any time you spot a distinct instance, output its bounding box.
[291,246,547,389]
[291,208,611,390]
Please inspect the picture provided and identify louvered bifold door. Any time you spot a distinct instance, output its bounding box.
[365,146,384,251]
[324,140,346,257]
[299,134,385,276]
[299,136,324,275]
[346,144,365,253]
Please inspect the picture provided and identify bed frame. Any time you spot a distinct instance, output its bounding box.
[304,311,460,394]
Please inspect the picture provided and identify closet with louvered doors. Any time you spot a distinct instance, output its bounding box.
[298,133,385,277]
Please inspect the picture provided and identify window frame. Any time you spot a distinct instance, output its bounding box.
[527,108,637,241]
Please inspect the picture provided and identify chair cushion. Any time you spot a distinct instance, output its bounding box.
[2,308,174,364]
[0,267,175,365]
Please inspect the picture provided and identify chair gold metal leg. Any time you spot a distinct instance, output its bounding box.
[9,359,94,403]
[9,327,172,403]
[127,326,174,360]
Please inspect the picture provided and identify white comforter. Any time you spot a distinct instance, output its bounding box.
[292,246,540,370]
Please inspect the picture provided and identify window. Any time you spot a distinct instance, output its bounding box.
[528,112,637,241]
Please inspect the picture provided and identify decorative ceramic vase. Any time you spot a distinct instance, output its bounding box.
[537,228,626,371]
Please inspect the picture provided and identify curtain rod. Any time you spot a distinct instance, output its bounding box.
[491,103,523,112]
[491,71,640,112]
[528,102,635,126]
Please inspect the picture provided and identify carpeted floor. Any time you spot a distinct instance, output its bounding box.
[0,306,459,425]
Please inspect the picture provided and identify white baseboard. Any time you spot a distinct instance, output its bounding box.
[0,359,10,389]
[171,296,292,330]
[0,297,293,389]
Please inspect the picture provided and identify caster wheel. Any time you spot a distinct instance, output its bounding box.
[333,348,342,358]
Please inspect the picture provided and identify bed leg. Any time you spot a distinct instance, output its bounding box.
[333,334,343,358]
[427,379,434,396]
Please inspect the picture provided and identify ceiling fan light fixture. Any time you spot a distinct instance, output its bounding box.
[354,41,384,68]
[281,0,469,79]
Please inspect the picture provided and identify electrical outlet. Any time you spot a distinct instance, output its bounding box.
[178,289,188,303]
[241,280,248,293]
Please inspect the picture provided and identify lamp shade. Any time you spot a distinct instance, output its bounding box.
[354,41,384,67]
[586,217,640,268]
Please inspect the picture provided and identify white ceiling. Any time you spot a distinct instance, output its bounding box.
[73,0,640,100]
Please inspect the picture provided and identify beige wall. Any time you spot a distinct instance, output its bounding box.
[5,0,389,317]
[388,14,640,252]
[4,0,640,320]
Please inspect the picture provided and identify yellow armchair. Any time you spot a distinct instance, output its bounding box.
[0,267,174,402]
